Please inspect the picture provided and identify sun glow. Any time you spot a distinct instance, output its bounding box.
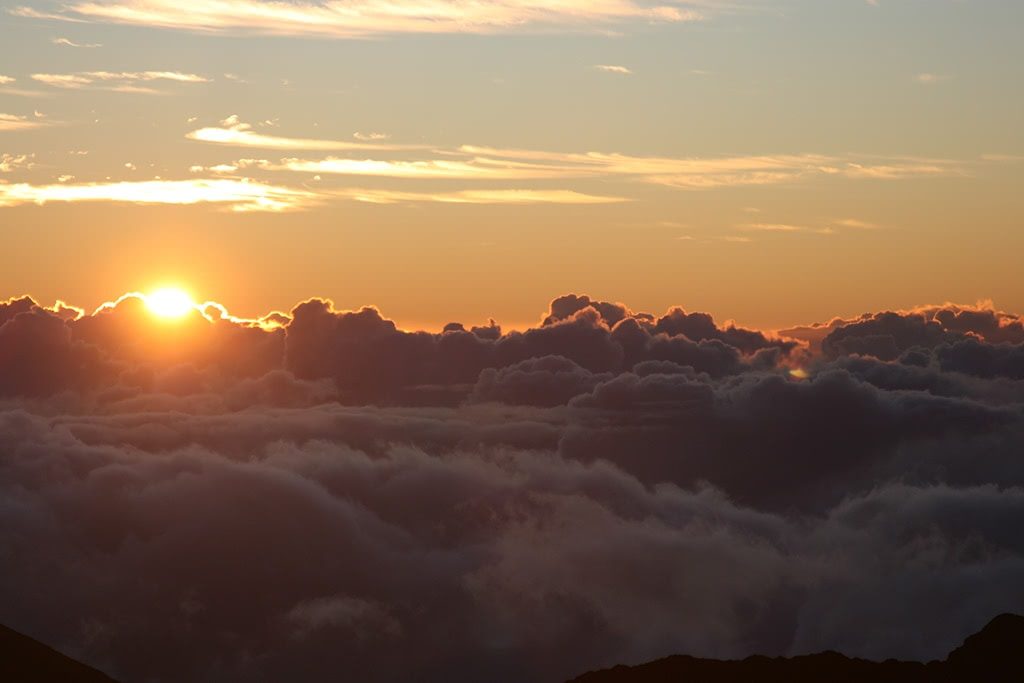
[145,287,196,319]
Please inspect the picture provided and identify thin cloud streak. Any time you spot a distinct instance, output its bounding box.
[273,157,581,180]
[246,147,964,188]
[187,115,419,151]
[595,64,633,75]
[0,113,49,131]
[0,177,620,209]
[52,36,102,47]
[743,223,806,232]
[12,0,702,38]
[183,120,970,190]
[333,187,628,204]
[0,178,317,211]
[31,70,209,94]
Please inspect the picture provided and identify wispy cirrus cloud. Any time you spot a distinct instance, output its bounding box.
[595,64,633,75]
[0,175,618,210]
[482,148,967,187]
[838,159,961,180]
[0,76,51,98]
[0,178,316,211]
[251,146,963,188]
[182,118,971,198]
[52,36,102,47]
[742,223,806,232]
[31,70,208,93]
[333,187,628,204]
[834,218,879,230]
[186,115,417,151]
[740,222,836,236]
[0,113,50,131]
[11,0,702,38]
[270,156,580,180]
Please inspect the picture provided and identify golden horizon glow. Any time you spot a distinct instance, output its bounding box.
[2,2,1022,329]
[144,287,196,319]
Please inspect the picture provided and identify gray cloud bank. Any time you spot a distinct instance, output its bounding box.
[2,293,1024,682]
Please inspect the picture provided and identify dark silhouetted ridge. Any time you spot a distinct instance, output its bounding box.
[946,613,1024,680]
[0,624,120,682]
[568,613,1024,683]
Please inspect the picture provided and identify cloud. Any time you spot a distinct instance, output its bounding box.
[217,141,964,190]
[742,223,806,232]
[839,160,959,180]
[0,175,613,209]
[834,218,879,230]
[52,36,102,47]
[272,156,582,180]
[0,113,48,131]
[595,64,633,75]
[0,178,317,211]
[0,81,51,98]
[12,0,702,38]
[980,154,1024,163]
[187,115,416,151]
[31,70,208,92]
[456,147,965,187]
[0,153,33,172]
[333,188,629,204]
[1,291,1023,682]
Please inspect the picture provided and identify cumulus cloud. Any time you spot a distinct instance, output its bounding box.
[0,153,33,172]
[12,0,702,38]
[1,291,1023,682]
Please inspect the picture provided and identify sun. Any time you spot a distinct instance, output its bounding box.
[145,287,196,319]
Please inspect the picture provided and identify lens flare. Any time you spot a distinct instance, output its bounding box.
[145,287,195,319]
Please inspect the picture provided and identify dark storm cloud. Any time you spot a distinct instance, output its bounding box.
[1,292,1024,682]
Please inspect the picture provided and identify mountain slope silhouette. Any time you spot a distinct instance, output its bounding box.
[2,614,1021,681]
[568,614,1024,683]
[0,624,120,682]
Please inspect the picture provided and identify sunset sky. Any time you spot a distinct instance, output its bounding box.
[5,5,1024,682]
[2,0,1022,328]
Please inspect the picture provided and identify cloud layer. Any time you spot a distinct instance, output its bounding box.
[13,0,701,38]
[30,70,208,93]
[183,118,966,192]
[1,292,1023,682]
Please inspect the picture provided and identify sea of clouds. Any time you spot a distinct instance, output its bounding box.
[2,292,1023,682]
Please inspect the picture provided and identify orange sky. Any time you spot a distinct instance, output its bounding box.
[2,1,1022,329]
